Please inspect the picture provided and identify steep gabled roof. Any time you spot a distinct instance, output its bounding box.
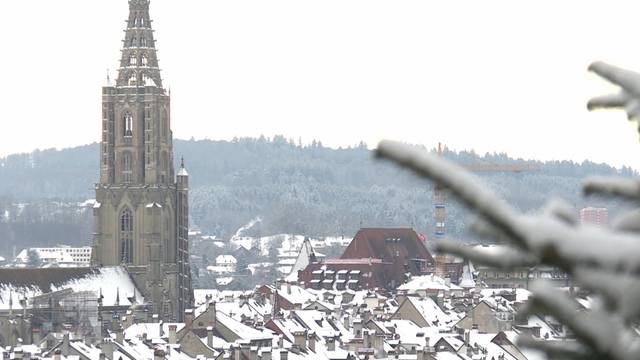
[341,228,434,265]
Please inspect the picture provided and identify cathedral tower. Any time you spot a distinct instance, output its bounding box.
[93,0,192,321]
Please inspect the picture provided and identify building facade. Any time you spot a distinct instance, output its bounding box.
[579,207,608,226]
[92,0,192,321]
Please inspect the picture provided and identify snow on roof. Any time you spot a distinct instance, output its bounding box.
[53,267,144,306]
[215,255,237,264]
[0,267,144,310]
[215,311,273,341]
[278,284,317,306]
[459,264,476,288]
[406,297,457,328]
[124,322,185,341]
[480,288,531,305]
[177,167,189,176]
[285,238,317,283]
[398,274,462,292]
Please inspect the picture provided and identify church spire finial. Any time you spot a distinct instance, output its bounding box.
[116,0,163,88]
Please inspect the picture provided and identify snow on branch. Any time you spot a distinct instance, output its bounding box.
[436,241,538,269]
[375,140,527,248]
[583,176,640,201]
[376,141,640,275]
[588,61,640,123]
[521,282,640,360]
[376,133,640,359]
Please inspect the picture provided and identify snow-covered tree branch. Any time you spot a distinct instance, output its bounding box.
[375,62,640,359]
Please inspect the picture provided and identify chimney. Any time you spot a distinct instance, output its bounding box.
[286,282,291,295]
[241,341,251,360]
[115,327,124,345]
[209,301,217,329]
[31,328,41,345]
[308,331,316,353]
[374,334,386,359]
[353,319,363,337]
[62,332,70,356]
[154,349,165,360]
[362,329,370,348]
[280,350,289,360]
[168,324,177,344]
[261,349,272,360]
[293,331,306,350]
[14,348,23,360]
[326,336,335,351]
[250,346,258,360]
[207,326,214,348]
[363,309,371,323]
[234,344,242,360]
[184,309,194,328]
[102,338,114,360]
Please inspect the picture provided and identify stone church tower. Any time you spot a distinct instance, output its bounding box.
[92,0,192,321]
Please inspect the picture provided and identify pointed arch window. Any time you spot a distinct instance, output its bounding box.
[129,54,137,66]
[141,55,148,66]
[123,112,133,136]
[120,208,133,264]
[128,73,137,86]
[140,37,147,47]
[122,152,132,183]
[130,37,137,47]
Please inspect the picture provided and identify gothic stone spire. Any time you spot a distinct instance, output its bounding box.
[116,0,163,88]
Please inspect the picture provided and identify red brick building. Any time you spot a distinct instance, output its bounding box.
[299,228,435,290]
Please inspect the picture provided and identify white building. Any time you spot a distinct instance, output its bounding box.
[215,255,237,273]
[15,246,92,267]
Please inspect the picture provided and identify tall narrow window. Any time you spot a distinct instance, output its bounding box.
[141,55,148,66]
[124,113,133,136]
[162,110,168,141]
[141,37,147,47]
[129,54,137,66]
[122,152,132,183]
[120,208,133,264]
[130,37,137,47]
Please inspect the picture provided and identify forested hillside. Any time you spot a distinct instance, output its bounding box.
[0,136,635,255]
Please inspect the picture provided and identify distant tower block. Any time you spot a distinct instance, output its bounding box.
[92,0,192,322]
[580,207,608,227]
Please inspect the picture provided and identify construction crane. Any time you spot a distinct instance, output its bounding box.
[432,143,538,277]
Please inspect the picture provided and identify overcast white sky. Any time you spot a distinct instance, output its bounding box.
[0,1,639,168]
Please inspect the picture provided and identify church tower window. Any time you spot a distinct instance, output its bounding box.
[120,208,133,264]
[129,54,137,66]
[122,152,132,183]
[123,112,133,136]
